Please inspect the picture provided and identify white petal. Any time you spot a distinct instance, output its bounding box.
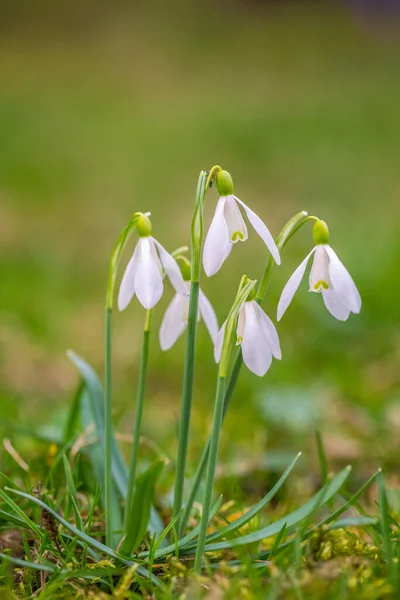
[277,248,316,321]
[322,289,351,321]
[134,238,163,309]
[241,302,272,377]
[252,302,281,360]
[214,320,227,364]
[203,197,232,277]
[309,245,331,292]
[235,196,281,265]
[199,290,219,343]
[325,245,361,314]
[159,293,188,350]
[152,238,187,295]
[118,243,139,311]
[224,195,248,243]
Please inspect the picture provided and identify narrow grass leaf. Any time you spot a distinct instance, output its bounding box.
[0,552,55,573]
[196,452,301,546]
[141,495,224,560]
[5,487,162,587]
[257,469,379,559]
[378,470,397,585]
[0,509,28,529]
[120,460,164,555]
[193,466,351,553]
[62,454,84,531]
[268,522,288,560]
[0,489,42,538]
[68,350,165,540]
[315,430,328,484]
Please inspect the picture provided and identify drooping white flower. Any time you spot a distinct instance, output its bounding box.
[202,170,280,277]
[214,301,281,377]
[159,282,218,351]
[277,220,361,322]
[118,214,186,311]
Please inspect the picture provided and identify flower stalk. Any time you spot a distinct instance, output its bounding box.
[193,277,257,573]
[104,214,142,547]
[122,309,152,552]
[172,166,221,523]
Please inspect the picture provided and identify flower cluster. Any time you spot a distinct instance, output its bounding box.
[117,171,361,377]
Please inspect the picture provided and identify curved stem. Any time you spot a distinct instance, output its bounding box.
[123,309,152,545]
[104,213,143,547]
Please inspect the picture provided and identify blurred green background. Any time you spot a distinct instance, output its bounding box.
[1,1,400,485]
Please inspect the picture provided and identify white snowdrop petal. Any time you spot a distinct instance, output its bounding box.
[203,197,232,277]
[214,320,227,364]
[224,195,248,243]
[235,196,281,265]
[325,245,361,313]
[134,238,163,309]
[159,293,188,351]
[118,244,139,311]
[152,238,187,295]
[253,302,282,360]
[241,302,272,377]
[199,290,219,343]
[277,248,316,321]
[322,289,351,321]
[309,245,331,292]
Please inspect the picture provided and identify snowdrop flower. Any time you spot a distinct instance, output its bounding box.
[159,257,218,350]
[277,219,361,322]
[118,213,187,311]
[203,170,280,277]
[214,297,281,377]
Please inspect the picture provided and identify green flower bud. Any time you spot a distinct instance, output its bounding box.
[175,256,191,281]
[313,219,329,245]
[216,170,234,196]
[134,212,152,237]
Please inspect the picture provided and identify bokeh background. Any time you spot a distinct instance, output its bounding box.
[1,0,400,490]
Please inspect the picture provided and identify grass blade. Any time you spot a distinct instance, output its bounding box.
[5,487,162,587]
[188,466,351,553]
[196,452,301,546]
[120,460,164,555]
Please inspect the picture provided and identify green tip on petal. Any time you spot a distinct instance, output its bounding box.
[216,170,234,196]
[313,219,330,245]
[135,213,152,237]
[175,256,191,281]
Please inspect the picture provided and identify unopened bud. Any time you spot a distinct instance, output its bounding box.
[313,219,329,245]
[176,256,191,281]
[134,212,152,237]
[216,170,234,196]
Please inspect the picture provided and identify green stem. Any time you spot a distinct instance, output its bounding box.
[123,309,152,539]
[172,172,206,521]
[193,278,255,572]
[180,353,242,531]
[173,167,221,524]
[193,375,226,573]
[104,306,113,547]
[182,211,309,534]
